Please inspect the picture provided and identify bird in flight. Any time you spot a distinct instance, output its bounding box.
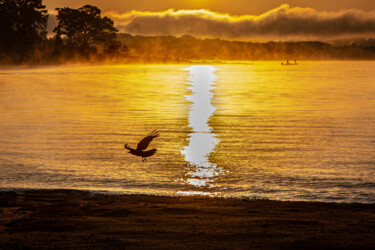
[124,130,159,162]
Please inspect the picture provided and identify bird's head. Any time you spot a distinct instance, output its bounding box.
[124,144,130,150]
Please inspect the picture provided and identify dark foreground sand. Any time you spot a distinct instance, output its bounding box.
[1,190,374,249]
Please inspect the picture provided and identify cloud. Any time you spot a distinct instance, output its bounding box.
[106,4,375,40]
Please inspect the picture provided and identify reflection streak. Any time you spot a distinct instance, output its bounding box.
[179,65,223,195]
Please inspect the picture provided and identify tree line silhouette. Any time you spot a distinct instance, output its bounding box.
[1,0,375,65]
[119,34,375,62]
[0,0,126,64]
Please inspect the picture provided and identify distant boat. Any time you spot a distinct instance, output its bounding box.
[281,59,298,65]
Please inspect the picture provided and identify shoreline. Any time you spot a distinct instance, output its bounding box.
[2,59,375,69]
[1,189,374,249]
[2,187,373,204]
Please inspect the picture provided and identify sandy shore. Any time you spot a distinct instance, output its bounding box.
[1,189,374,249]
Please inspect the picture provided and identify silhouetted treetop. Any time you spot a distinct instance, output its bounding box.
[54,5,118,48]
[0,0,48,57]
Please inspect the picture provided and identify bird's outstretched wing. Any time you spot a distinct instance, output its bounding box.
[136,130,159,151]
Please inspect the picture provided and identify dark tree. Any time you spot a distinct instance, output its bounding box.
[0,0,48,62]
[54,5,118,50]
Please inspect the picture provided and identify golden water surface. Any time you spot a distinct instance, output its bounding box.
[0,62,374,202]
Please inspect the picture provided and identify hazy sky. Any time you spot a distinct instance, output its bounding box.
[45,1,375,41]
[44,0,375,14]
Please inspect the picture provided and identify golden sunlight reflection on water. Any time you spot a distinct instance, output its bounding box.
[178,66,225,196]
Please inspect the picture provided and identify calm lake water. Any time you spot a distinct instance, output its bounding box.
[1,62,375,203]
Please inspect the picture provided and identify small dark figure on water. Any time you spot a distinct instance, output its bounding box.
[124,130,159,162]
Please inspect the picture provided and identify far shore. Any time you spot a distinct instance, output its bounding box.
[2,59,375,70]
[1,189,374,249]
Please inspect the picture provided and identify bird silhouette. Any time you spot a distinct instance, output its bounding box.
[124,130,159,162]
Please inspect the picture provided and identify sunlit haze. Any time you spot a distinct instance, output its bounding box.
[44,0,375,14]
[43,1,375,41]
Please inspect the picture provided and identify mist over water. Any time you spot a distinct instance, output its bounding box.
[0,62,375,203]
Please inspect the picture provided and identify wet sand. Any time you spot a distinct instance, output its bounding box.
[1,190,374,249]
